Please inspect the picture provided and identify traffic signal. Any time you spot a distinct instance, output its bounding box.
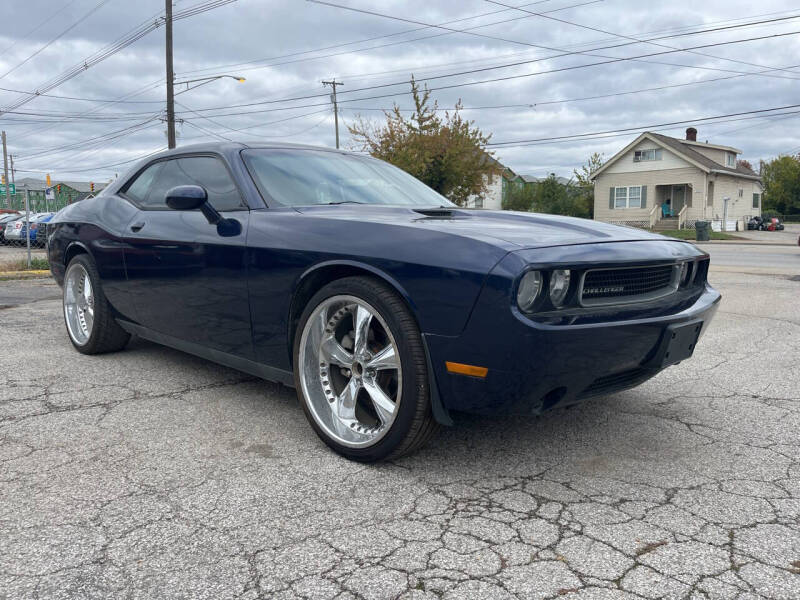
[1,174,4,184]
[90,182,94,192]
[46,174,51,187]
[57,184,61,193]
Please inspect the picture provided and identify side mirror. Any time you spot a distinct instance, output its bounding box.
[164,184,242,237]
[166,185,208,211]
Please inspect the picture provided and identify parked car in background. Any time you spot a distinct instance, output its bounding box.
[46,142,720,462]
[4,213,53,244]
[0,212,21,243]
[747,216,765,230]
[19,213,56,247]
[766,217,785,231]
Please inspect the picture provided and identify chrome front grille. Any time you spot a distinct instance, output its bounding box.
[580,264,678,306]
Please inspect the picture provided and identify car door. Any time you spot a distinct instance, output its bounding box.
[121,154,254,359]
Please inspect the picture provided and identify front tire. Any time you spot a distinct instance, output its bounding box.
[63,254,130,354]
[293,276,438,462]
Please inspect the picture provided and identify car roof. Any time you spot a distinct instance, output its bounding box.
[109,141,365,195]
[142,140,356,160]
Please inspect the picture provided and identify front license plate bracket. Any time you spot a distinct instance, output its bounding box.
[647,319,703,368]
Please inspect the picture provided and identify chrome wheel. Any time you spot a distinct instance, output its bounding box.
[64,263,94,346]
[298,295,402,448]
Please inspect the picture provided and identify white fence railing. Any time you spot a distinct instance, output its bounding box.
[677,205,688,230]
[648,205,659,229]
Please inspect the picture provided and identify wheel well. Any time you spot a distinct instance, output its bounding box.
[64,244,88,266]
[287,264,416,367]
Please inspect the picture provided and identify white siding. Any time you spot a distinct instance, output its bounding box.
[690,146,728,167]
[708,174,762,225]
[594,168,707,224]
[603,141,691,174]
[465,173,503,209]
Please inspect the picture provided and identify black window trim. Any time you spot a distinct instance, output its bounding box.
[119,152,250,212]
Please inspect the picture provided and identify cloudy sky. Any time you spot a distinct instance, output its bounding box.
[1,0,799,184]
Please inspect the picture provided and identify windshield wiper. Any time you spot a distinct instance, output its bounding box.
[323,200,364,205]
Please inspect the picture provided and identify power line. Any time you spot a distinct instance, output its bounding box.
[306,0,800,82]
[0,0,79,57]
[342,61,800,115]
[0,0,115,81]
[17,116,163,160]
[0,0,238,116]
[486,103,800,147]
[182,2,800,84]
[179,25,800,117]
[484,0,800,78]
[177,0,565,77]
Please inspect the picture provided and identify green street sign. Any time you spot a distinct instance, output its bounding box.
[0,183,16,196]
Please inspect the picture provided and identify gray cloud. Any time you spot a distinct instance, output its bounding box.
[1,0,798,182]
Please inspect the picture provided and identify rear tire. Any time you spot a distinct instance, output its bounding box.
[293,276,439,462]
[63,254,130,354]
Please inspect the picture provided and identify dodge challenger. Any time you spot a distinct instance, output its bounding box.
[46,142,720,461]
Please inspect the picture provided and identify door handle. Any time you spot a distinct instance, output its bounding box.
[130,222,145,232]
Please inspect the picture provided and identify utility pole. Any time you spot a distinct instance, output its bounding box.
[1,131,9,208]
[10,154,15,188]
[165,0,176,149]
[322,79,343,149]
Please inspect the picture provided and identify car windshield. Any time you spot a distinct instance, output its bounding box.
[242,149,455,208]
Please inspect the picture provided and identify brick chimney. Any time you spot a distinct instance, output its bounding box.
[686,127,697,142]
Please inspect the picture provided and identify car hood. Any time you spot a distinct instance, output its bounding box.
[294,205,671,250]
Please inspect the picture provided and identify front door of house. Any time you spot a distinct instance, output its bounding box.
[671,185,686,213]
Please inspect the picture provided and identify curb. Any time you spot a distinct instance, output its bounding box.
[0,270,52,281]
[693,240,798,247]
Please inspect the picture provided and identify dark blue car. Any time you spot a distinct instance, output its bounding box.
[47,143,720,461]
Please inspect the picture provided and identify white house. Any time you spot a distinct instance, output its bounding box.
[591,128,762,231]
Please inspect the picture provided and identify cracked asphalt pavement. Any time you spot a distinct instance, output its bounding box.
[1,262,799,599]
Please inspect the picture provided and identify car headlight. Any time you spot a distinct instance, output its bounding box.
[549,269,571,307]
[517,270,543,312]
[679,261,693,286]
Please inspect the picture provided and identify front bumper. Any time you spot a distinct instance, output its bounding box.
[426,284,719,416]
[425,241,721,417]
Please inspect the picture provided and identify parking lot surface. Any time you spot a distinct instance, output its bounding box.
[1,263,799,599]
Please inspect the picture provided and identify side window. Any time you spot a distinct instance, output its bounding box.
[172,156,245,211]
[123,162,163,205]
[131,156,245,211]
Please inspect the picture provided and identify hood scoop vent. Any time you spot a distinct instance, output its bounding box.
[413,208,457,218]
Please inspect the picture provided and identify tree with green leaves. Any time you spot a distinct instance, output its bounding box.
[572,152,604,219]
[761,154,800,215]
[502,183,536,211]
[348,78,497,206]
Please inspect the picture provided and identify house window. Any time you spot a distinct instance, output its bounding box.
[474,197,484,209]
[726,152,736,167]
[634,148,662,162]
[738,188,743,198]
[628,186,642,208]
[752,193,760,209]
[615,187,628,208]
[614,186,642,209]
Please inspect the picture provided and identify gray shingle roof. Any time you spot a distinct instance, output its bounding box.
[648,133,759,178]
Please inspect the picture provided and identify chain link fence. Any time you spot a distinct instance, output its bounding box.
[0,191,58,272]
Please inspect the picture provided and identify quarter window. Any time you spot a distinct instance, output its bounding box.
[123,162,163,204]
